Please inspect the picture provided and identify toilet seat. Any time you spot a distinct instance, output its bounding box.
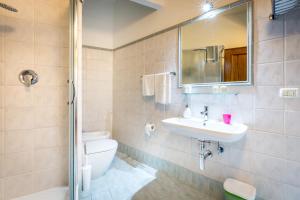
[85,139,118,154]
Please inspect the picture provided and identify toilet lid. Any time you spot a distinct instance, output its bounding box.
[224,178,256,200]
[85,139,118,154]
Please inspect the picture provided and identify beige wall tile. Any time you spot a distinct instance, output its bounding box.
[35,1,68,27]
[0,36,3,63]
[256,38,284,64]
[285,34,300,61]
[3,152,33,177]
[32,167,67,192]
[4,40,34,64]
[3,17,34,43]
[4,86,33,107]
[0,133,3,155]
[5,107,35,130]
[35,45,68,67]
[0,86,4,108]
[262,132,286,158]
[255,86,284,109]
[252,177,285,200]
[256,62,283,86]
[0,109,3,131]
[34,127,67,149]
[32,86,68,106]
[34,147,67,170]
[83,47,113,132]
[35,23,68,47]
[227,148,253,172]
[284,160,300,187]
[284,184,300,200]
[3,173,34,199]
[251,153,285,182]
[285,60,300,86]
[0,155,3,178]
[254,109,284,133]
[4,131,33,153]
[37,66,68,86]
[34,106,68,128]
[285,98,300,111]
[253,0,272,20]
[286,136,300,163]
[0,178,3,200]
[254,18,284,42]
[285,111,300,137]
[0,62,4,85]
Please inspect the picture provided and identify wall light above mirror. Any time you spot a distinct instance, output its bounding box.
[178,0,253,88]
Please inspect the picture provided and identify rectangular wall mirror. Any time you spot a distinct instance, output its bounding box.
[178,1,253,87]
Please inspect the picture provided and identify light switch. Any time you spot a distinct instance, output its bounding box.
[279,88,299,98]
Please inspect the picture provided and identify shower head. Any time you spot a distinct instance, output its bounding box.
[0,2,18,12]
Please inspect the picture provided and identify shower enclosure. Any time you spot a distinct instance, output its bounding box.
[0,0,80,199]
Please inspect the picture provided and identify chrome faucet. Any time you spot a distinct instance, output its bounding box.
[200,106,208,124]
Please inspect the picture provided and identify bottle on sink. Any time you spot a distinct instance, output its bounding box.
[183,104,192,118]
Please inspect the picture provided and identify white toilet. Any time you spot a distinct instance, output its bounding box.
[82,131,118,179]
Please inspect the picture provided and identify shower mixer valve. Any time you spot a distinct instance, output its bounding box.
[19,70,39,87]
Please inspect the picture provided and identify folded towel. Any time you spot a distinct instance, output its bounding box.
[155,73,172,104]
[142,74,155,96]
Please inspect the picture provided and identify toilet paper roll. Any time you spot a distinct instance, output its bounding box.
[145,123,156,136]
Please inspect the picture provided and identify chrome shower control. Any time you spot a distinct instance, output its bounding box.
[19,70,38,87]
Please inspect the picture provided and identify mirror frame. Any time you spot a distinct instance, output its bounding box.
[178,0,253,88]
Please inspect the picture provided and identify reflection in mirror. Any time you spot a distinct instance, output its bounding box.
[179,2,252,86]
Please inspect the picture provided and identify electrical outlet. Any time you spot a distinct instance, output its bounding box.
[279,88,299,98]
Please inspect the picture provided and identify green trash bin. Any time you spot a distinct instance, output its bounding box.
[224,178,256,200]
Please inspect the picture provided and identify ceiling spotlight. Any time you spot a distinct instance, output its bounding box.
[202,1,213,12]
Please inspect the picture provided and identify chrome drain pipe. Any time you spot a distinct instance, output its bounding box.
[199,140,212,170]
[199,140,224,170]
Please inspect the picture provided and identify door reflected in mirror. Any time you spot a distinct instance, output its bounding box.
[179,2,252,86]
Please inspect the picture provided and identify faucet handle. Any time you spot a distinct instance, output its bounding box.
[200,106,208,114]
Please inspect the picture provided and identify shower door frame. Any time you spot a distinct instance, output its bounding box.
[69,0,82,199]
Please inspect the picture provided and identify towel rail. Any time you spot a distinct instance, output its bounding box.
[140,72,176,78]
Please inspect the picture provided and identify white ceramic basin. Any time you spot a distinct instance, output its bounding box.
[162,117,248,143]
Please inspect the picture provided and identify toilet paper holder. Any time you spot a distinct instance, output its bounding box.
[145,122,156,136]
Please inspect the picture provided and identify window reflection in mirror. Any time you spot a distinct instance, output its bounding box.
[180,3,251,85]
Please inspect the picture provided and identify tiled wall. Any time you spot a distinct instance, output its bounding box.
[82,47,113,132]
[0,0,69,199]
[113,1,300,199]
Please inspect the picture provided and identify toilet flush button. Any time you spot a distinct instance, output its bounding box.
[279,88,298,98]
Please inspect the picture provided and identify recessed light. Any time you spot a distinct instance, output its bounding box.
[202,1,213,12]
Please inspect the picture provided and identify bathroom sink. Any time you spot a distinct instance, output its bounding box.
[162,118,248,143]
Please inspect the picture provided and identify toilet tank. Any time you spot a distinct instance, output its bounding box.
[82,131,111,142]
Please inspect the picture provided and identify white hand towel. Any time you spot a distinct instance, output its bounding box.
[155,73,172,104]
[142,74,155,96]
